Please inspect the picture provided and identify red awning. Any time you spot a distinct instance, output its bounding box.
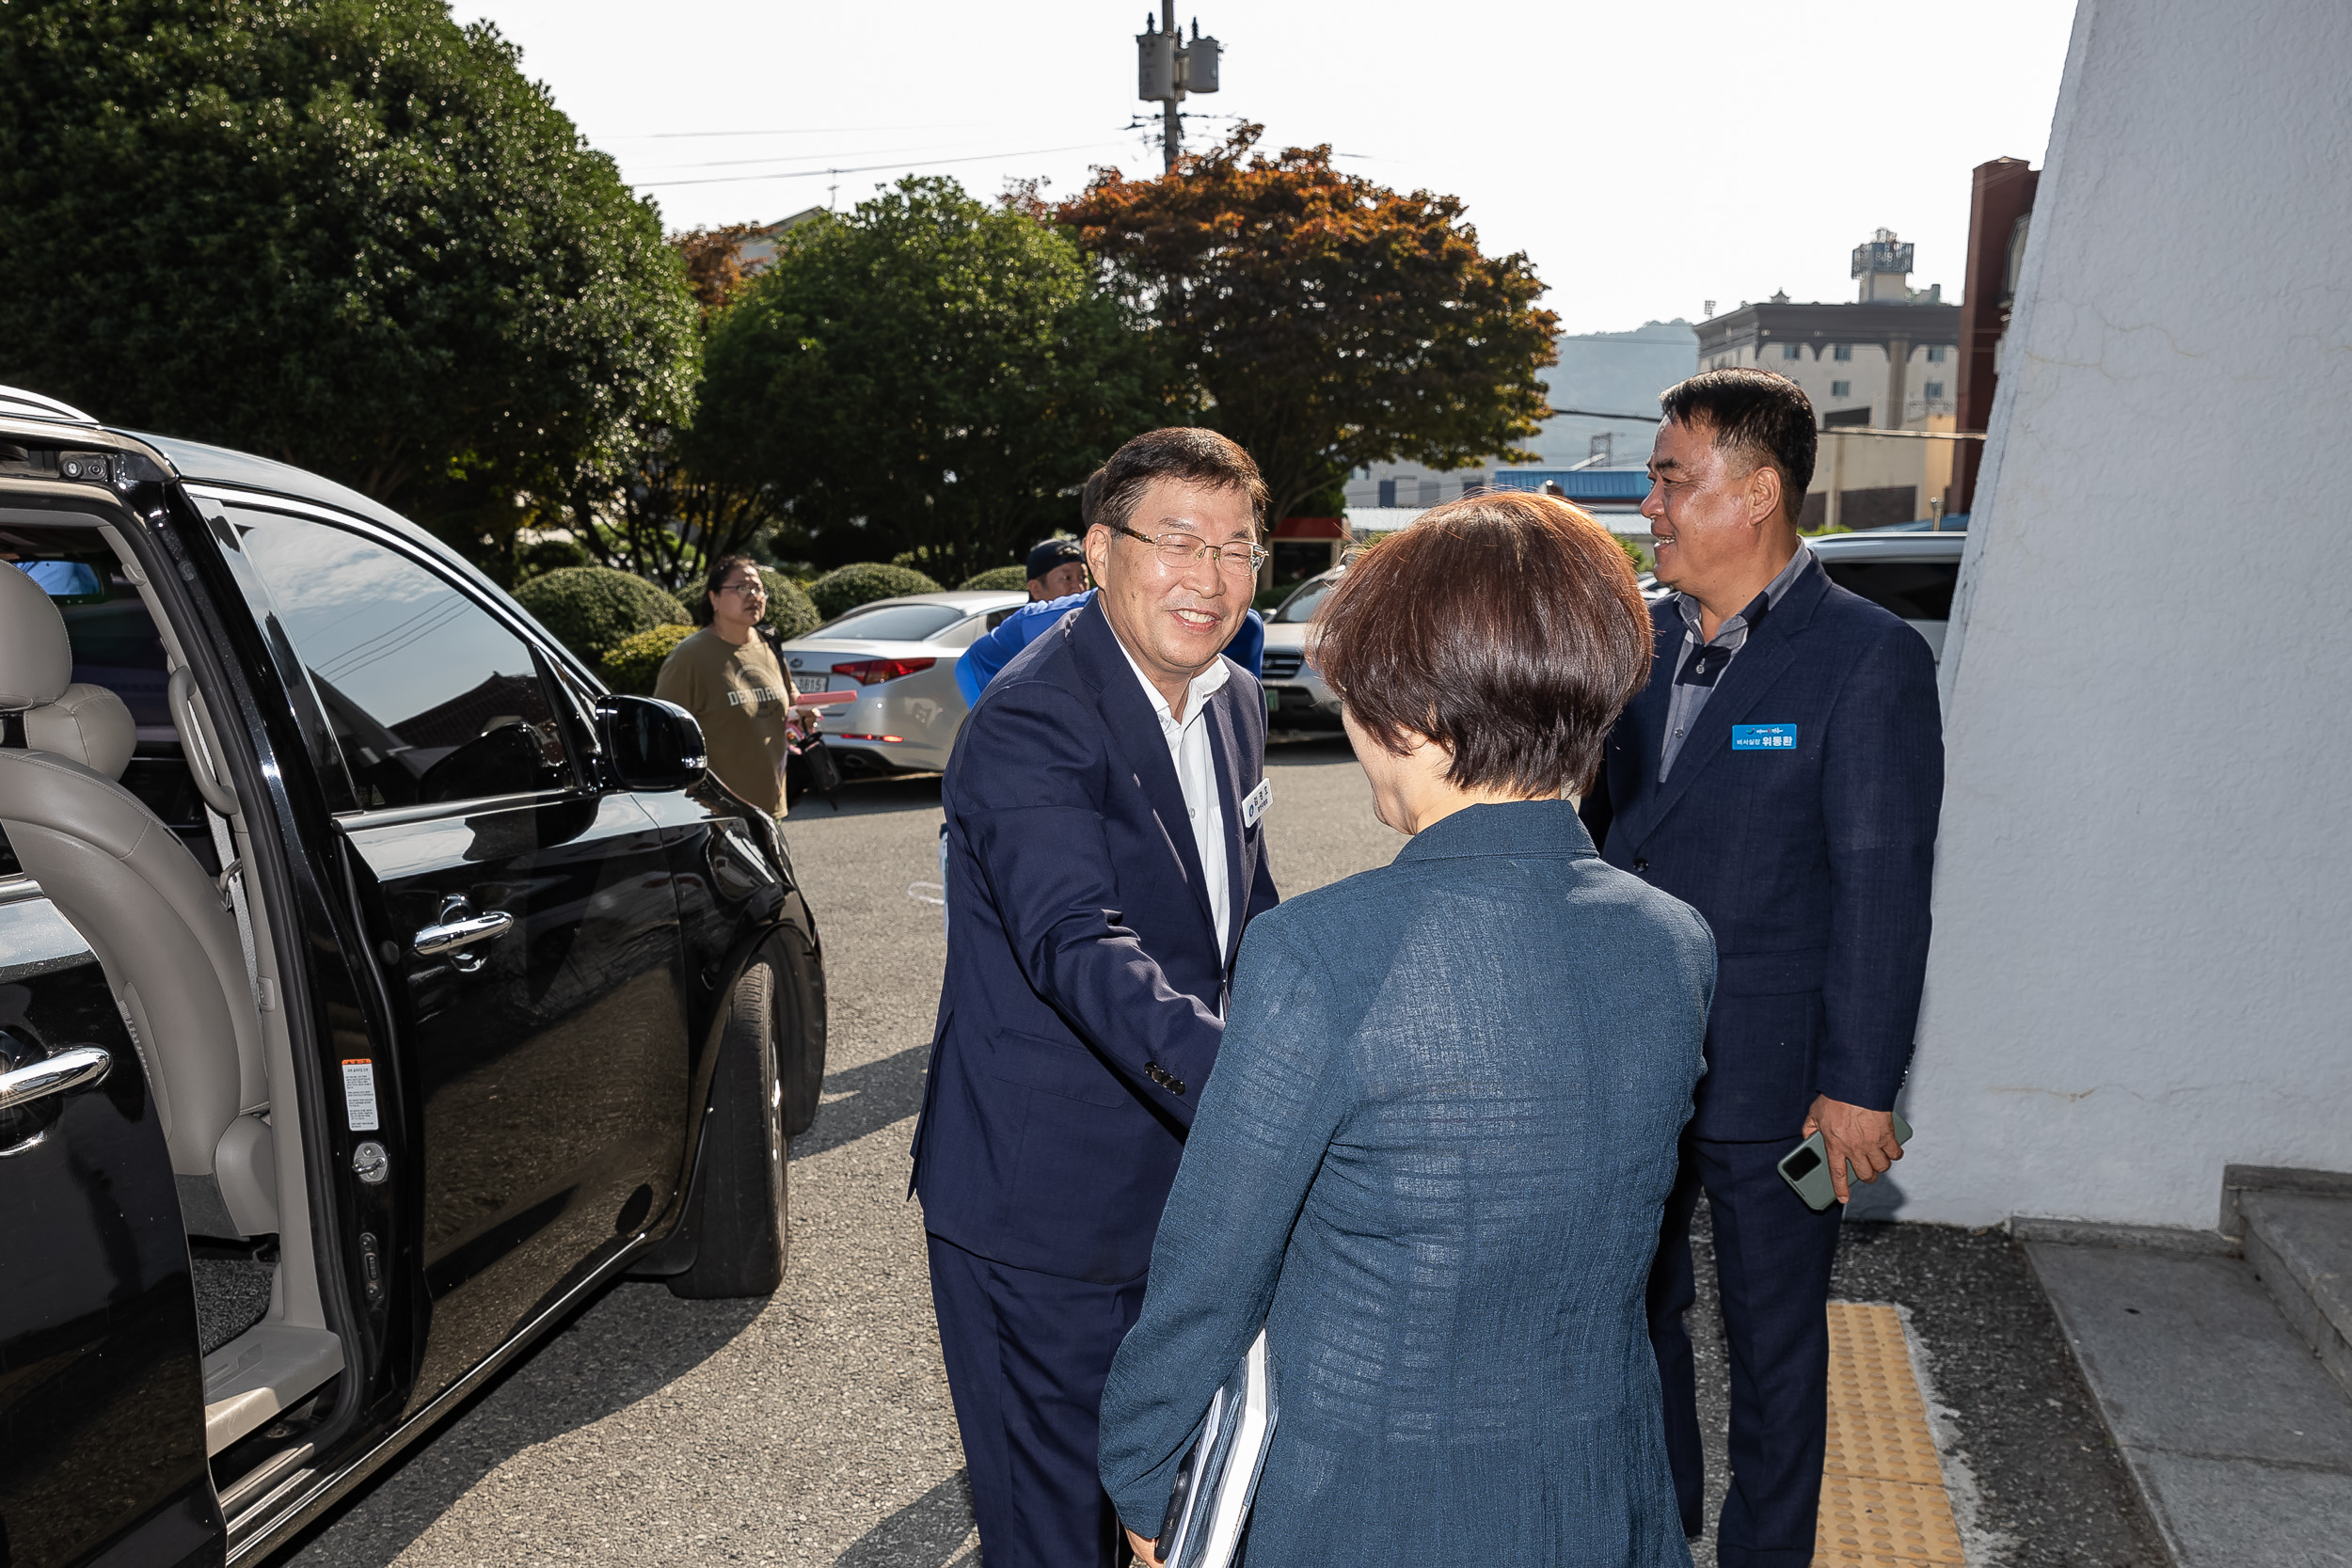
[1272,516,1346,540]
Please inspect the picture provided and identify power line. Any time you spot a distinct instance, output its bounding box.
[632,139,1017,174]
[616,123,965,140]
[635,140,1127,189]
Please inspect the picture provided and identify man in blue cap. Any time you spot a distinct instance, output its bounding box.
[1025,536,1090,601]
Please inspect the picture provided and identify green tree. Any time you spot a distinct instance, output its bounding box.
[693,179,1168,583]
[556,226,788,594]
[1059,126,1559,523]
[0,0,698,572]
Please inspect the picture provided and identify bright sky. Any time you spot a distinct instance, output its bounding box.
[452,0,2077,335]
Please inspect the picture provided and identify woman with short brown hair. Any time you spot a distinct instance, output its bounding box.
[1099,494,1713,1566]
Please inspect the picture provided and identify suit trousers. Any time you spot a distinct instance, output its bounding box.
[1648,1134,1843,1568]
[927,1233,1149,1568]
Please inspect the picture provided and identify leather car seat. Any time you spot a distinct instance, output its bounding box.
[0,562,275,1236]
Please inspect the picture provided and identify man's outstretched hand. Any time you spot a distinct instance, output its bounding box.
[1803,1094,1903,1205]
[1124,1526,1165,1567]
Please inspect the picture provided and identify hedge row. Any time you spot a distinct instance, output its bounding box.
[959,564,1029,592]
[601,622,696,695]
[808,562,943,621]
[758,567,822,641]
[513,567,688,670]
[515,563,832,694]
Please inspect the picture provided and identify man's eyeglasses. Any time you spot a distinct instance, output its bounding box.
[718,580,767,598]
[1113,525,1269,577]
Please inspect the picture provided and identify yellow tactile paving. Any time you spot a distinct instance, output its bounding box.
[1812,1302,1967,1567]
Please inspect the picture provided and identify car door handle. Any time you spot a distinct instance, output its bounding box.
[412,899,515,973]
[0,1045,112,1114]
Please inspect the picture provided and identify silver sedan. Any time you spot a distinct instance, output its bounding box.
[771,590,1028,777]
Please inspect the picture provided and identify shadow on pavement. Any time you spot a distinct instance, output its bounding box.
[281,1286,764,1567]
[834,1468,978,1567]
[792,771,943,818]
[793,1042,930,1162]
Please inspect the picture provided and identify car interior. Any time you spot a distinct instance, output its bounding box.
[0,513,344,1497]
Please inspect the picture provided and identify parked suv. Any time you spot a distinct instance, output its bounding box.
[0,388,825,1565]
[1258,567,1345,731]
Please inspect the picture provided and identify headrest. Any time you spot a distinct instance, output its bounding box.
[0,562,73,710]
[23,683,136,780]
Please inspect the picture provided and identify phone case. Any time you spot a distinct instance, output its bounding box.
[1778,1111,1913,1212]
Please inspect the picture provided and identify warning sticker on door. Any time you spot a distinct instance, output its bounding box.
[342,1059,380,1132]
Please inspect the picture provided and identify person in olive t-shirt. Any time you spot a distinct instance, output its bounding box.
[656,554,806,816]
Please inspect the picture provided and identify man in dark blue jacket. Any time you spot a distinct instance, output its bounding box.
[1581,369,1944,1567]
[914,427,1280,1568]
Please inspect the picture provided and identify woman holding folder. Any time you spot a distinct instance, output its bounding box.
[1098,493,1712,1566]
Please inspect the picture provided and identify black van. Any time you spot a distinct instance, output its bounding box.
[0,388,826,1565]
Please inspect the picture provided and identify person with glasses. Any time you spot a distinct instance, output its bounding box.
[913,428,1282,1568]
[1099,492,1705,1568]
[654,554,805,816]
[954,552,1265,707]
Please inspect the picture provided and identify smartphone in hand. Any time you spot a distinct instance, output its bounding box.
[1778,1110,1914,1211]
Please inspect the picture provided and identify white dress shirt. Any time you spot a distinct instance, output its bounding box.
[1117,641,1232,958]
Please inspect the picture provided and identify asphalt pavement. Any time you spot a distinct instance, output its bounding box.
[284,735,1396,1568]
[285,733,2161,1567]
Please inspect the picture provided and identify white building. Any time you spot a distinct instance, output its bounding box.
[1887,0,2352,1230]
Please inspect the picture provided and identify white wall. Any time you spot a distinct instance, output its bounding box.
[1892,0,2352,1230]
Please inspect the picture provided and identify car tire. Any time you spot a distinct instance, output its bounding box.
[769,929,826,1138]
[666,959,787,1299]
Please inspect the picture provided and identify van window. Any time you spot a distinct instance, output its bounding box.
[1,558,208,879]
[1816,560,1959,623]
[227,511,573,810]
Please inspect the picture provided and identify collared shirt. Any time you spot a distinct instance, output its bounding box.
[1660,545,1819,781]
[1117,640,1233,958]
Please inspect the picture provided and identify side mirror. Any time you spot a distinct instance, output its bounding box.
[595,695,707,792]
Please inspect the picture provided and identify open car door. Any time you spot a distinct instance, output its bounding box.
[0,904,224,1567]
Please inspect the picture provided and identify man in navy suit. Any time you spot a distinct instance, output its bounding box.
[1581,369,1944,1567]
[914,427,1280,1568]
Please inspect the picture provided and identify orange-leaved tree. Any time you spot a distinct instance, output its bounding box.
[1058,126,1558,522]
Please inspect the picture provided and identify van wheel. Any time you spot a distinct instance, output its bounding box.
[667,960,787,1298]
[770,929,826,1138]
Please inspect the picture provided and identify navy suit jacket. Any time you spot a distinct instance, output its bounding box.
[1580,561,1943,1141]
[913,598,1279,1283]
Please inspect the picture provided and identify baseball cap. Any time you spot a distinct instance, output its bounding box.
[1025,538,1086,580]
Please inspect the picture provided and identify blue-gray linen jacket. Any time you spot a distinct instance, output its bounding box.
[1098,798,1713,1565]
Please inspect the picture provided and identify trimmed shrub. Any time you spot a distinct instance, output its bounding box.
[602,623,697,696]
[808,562,943,622]
[515,534,591,583]
[514,566,688,669]
[960,565,1029,592]
[759,567,821,641]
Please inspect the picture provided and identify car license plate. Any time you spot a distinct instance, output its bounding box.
[794,673,831,691]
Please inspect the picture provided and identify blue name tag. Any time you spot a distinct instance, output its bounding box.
[1732,723,1798,751]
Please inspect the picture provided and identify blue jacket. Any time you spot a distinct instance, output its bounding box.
[956,591,1264,705]
[1580,560,1943,1140]
[914,597,1279,1283]
[1099,800,1711,1564]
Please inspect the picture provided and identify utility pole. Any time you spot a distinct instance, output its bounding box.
[1136,6,1220,172]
